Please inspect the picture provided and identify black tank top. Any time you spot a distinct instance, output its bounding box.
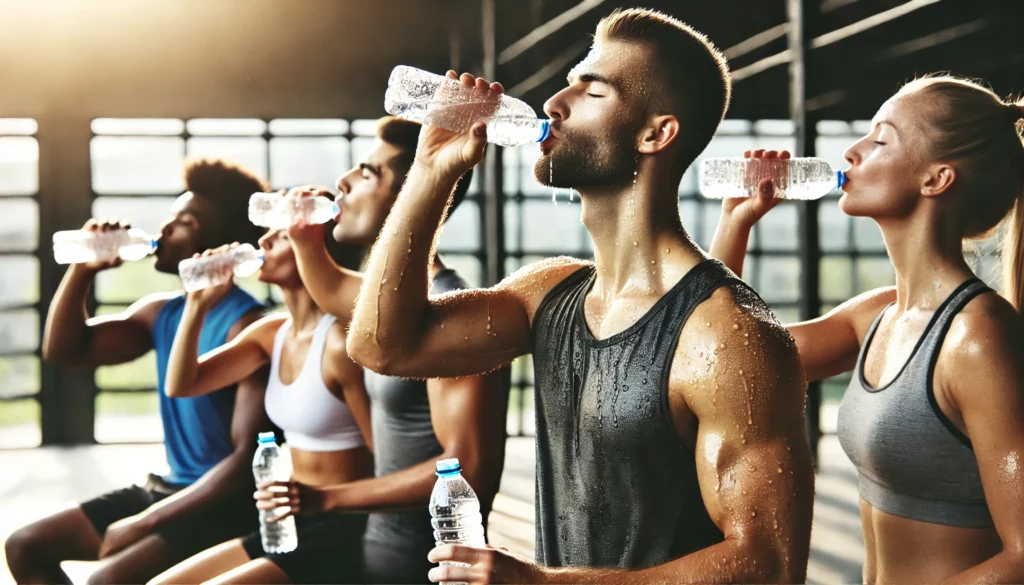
[532,258,751,569]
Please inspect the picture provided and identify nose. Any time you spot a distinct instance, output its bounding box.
[843,137,865,167]
[257,231,274,250]
[336,168,357,195]
[543,87,570,124]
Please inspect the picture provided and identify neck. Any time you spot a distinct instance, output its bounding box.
[877,209,975,311]
[578,162,703,295]
[281,285,323,331]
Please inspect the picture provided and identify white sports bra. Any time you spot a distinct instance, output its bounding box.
[264,314,366,452]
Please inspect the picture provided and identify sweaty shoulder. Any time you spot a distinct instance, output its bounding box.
[939,291,1021,389]
[675,285,805,419]
[496,256,592,323]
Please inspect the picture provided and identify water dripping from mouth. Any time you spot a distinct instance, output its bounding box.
[550,158,557,205]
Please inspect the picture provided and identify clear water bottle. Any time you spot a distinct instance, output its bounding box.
[248,192,340,229]
[385,65,551,148]
[53,228,157,264]
[178,243,264,292]
[429,458,484,584]
[253,432,298,554]
[699,157,848,200]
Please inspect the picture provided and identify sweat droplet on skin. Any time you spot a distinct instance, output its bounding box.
[733,323,739,330]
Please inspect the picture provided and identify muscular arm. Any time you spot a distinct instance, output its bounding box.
[937,305,1024,584]
[347,161,540,378]
[165,303,280,398]
[42,264,171,367]
[289,222,365,322]
[538,293,814,584]
[320,371,506,513]
[143,310,274,526]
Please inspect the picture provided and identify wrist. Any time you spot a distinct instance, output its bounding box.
[184,295,214,314]
[69,263,99,279]
[410,159,463,191]
[322,484,347,511]
[135,510,162,530]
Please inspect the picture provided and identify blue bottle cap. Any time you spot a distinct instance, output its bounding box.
[536,119,551,143]
[257,432,276,444]
[435,458,461,476]
[836,170,848,189]
[149,238,158,253]
[331,201,340,215]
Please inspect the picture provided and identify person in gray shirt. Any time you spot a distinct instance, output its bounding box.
[255,116,509,585]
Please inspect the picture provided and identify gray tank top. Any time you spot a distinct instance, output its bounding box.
[363,268,473,554]
[837,278,994,528]
[531,259,764,568]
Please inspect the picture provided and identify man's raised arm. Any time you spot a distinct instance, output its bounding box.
[348,73,578,379]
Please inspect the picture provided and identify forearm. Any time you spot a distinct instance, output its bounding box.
[350,163,458,358]
[291,238,359,321]
[709,213,753,277]
[144,449,253,526]
[544,537,786,585]
[323,455,440,514]
[42,265,96,363]
[164,300,209,397]
[940,551,1024,584]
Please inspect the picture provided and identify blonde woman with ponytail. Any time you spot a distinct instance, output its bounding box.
[711,78,1024,584]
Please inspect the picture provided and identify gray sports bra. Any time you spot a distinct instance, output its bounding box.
[837,279,994,528]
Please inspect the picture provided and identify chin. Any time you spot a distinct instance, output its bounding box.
[153,257,178,275]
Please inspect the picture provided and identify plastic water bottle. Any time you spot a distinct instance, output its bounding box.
[429,458,484,584]
[53,228,157,264]
[248,192,340,229]
[253,432,298,554]
[385,65,551,148]
[699,157,848,200]
[178,243,264,292]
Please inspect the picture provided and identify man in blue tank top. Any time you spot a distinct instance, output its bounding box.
[255,117,510,585]
[347,9,814,585]
[6,159,273,585]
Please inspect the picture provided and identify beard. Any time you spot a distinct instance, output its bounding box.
[533,122,638,190]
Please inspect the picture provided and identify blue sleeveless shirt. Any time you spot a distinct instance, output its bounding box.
[152,286,264,486]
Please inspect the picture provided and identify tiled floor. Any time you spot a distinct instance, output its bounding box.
[0,436,863,585]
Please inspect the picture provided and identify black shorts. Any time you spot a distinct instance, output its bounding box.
[240,511,368,584]
[80,473,258,558]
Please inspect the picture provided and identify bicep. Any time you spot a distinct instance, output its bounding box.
[685,310,813,562]
[367,286,533,379]
[786,316,859,382]
[78,295,166,365]
[188,314,277,396]
[953,323,1024,549]
[193,336,270,396]
[339,367,374,451]
[786,288,895,382]
[230,364,272,447]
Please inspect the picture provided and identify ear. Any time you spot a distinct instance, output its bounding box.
[637,115,680,155]
[920,163,956,198]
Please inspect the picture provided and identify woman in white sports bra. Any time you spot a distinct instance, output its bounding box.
[150,225,373,585]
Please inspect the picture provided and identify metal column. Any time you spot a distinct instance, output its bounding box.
[788,0,822,465]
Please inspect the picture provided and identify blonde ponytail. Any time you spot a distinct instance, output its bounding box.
[1001,101,1024,310]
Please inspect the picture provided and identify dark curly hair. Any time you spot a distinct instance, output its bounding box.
[183,158,268,247]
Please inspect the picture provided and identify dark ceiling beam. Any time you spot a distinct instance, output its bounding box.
[733,0,944,82]
[871,18,988,62]
[497,0,606,66]
[507,37,590,98]
[723,23,788,61]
